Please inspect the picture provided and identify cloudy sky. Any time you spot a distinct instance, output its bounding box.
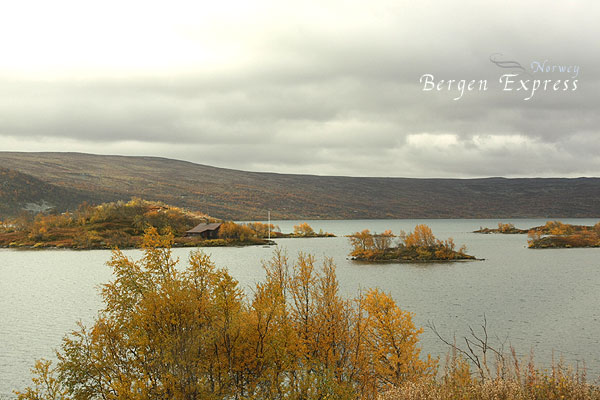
[0,0,598,177]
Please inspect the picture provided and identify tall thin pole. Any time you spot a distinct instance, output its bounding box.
[268,210,271,241]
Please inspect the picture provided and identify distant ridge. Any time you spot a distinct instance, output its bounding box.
[0,152,598,219]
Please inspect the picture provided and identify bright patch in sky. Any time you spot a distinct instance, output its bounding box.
[0,0,598,177]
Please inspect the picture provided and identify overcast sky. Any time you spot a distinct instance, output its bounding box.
[0,0,598,177]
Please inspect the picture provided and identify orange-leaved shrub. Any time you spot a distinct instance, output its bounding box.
[16,228,435,400]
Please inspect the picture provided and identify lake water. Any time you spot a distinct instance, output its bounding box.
[2,218,600,397]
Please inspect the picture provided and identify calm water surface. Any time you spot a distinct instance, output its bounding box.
[2,219,600,397]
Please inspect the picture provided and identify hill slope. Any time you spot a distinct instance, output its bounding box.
[0,167,113,217]
[0,152,598,219]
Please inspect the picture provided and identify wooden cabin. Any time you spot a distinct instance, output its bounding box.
[185,222,222,239]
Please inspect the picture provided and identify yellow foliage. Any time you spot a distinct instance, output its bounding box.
[18,228,434,400]
[349,226,469,261]
[405,224,436,248]
[363,289,437,389]
[293,222,316,237]
[497,222,516,233]
[349,229,375,256]
[542,221,572,235]
[218,221,257,241]
[527,229,542,247]
[218,221,278,241]
[16,359,68,400]
[246,222,279,237]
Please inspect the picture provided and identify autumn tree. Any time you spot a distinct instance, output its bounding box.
[404,224,436,248]
[373,230,395,252]
[218,221,257,241]
[246,222,280,238]
[293,222,316,237]
[363,289,437,389]
[349,229,375,256]
[17,229,435,400]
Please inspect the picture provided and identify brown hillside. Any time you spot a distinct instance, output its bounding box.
[0,152,598,219]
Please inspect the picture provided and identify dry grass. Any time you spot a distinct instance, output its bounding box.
[381,351,600,400]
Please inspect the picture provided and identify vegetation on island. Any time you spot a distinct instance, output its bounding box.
[211,221,280,246]
[528,221,600,249]
[0,198,202,249]
[285,222,335,238]
[474,222,528,234]
[291,222,328,237]
[474,220,600,249]
[0,199,274,249]
[0,199,337,249]
[16,229,600,400]
[349,224,475,262]
[219,221,334,241]
[475,221,595,236]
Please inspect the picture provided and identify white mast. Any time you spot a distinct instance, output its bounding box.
[268,210,271,241]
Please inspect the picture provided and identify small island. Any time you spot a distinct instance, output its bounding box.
[0,199,334,249]
[474,223,528,234]
[474,221,594,235]
[527,221,600,249]
[349,224,476,262]
[474,221,600,249]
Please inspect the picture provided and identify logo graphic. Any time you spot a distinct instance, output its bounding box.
[419,53,580,101]
[489,53,531,77]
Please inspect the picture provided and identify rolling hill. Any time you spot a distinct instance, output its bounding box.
[0,152,598,219]
[0,167,113,217]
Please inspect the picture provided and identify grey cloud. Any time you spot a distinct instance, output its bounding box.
[0,0,599,177]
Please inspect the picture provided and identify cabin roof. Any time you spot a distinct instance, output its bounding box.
[186,222,222,234]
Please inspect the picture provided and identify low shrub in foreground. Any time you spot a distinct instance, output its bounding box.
[16,228,435,400]
[383,362,600,400]
[382,332,600,400]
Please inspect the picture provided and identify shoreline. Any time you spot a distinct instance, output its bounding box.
[349,257,485,263]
